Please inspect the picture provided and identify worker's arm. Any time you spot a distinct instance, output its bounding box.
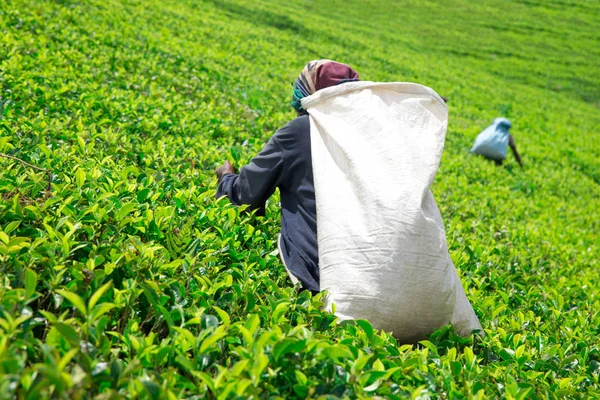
[216,136,284,214]
[508,134,523,168]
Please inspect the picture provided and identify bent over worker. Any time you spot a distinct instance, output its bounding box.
[471,117,523,167]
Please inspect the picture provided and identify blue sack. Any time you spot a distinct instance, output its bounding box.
[471,118,511,161]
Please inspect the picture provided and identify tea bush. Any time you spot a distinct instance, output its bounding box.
[0,0,598,398]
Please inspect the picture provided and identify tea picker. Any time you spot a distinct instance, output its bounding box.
[215,60,482,342]
[471,118,523,167]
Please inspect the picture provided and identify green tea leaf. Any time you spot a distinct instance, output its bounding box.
[54,323,80,347]
[89,281,113,310]
[116,202,137,221]
[25,268,37,298]
[56,289,87,316]
[75,168,86,188]
[141,380,161,400]
[356,319,374,339]
[212,306,230,327]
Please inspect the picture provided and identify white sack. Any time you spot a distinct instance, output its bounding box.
[301,81,482,343]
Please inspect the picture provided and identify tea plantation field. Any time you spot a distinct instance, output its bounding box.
[1,0,599,398]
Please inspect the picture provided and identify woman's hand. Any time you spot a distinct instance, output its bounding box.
[216,160,236,180]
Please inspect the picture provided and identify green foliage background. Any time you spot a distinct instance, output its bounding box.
[0,0,599,398]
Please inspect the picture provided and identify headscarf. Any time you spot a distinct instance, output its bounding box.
[493,117,512,129]
[291,59,359,111]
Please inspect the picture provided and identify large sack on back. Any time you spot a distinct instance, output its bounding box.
[301,81,482,343]
[471,118,511,160]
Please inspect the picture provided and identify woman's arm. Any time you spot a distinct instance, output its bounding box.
[216,136,284,213]
[508,134,523,168]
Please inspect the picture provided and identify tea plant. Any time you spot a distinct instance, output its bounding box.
[0,0,598,398]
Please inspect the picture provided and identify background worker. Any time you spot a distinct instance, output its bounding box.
[471,117,523,167]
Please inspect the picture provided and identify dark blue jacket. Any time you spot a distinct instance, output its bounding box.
[216,115,319,291]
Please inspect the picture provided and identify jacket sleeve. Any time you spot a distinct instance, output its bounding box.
[216,136,284,213]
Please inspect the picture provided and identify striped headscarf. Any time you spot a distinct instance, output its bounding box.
[291,60,359,111]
